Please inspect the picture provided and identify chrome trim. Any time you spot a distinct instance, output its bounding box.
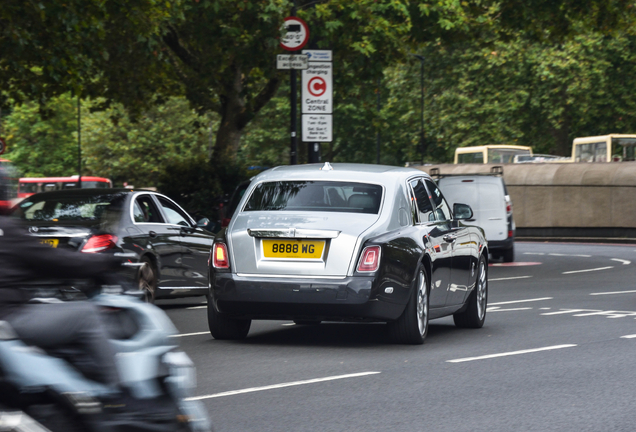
[29,232,89,238]
[236,273,347,280]
[248,228,340,239]
[157,286,207,290]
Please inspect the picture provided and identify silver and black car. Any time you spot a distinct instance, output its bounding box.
[12,188,214,302]
[208,163,489,344]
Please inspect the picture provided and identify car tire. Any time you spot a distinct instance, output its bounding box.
[293,320,322,325]
[502,245,514,263]
[453,255,488,328]
[138,257,157,304]
[207,298,251,340]
[388,264,429,345]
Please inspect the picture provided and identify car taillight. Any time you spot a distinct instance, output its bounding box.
[213,242,230,269]
[357,246,381,272]
[508,230,513,239]
[506,203,512,213]
[81,234,118,253]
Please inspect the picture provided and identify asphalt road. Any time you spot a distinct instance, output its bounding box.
[158,242,636,432]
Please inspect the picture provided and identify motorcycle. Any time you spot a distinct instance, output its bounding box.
[0,274,212,432]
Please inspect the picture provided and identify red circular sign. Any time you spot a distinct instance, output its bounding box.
[308,77,327,97]
[280,16,310,51]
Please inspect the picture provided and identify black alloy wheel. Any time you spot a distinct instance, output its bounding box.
[388,264,429,345]
[502,245,515,263]
[138,257,157,304]
[207,296,251,340]
[453,254,488,328]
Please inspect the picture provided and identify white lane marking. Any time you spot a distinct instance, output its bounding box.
[541,309,588,315]
[590,290,636,296]
[621,334,636,339]
[562,266,613,275]
[186,306,207,310]
[169,331,209,338]
[611,258,631,265]
[186,372,381,401]
[487,307,532,312]
[489,297,553,306]
[489,276,533,281]
[282,323,296,326]
[524,252,545,255]
[447,344,577,363]
[549,253,592,257]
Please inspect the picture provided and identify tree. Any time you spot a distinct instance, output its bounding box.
[2,93,79,176]
[0,0,181,106]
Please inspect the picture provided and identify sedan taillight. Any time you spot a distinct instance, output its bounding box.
[81,234,118,253]
[213,242,230,269]
[357,246,381,273]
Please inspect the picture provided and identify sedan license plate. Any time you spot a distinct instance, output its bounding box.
[40,239,59,248]
[262,239,325,259]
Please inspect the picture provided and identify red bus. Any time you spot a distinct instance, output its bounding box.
[18,175,113,198]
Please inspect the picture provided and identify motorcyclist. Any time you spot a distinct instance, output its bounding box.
[0,164,122,392]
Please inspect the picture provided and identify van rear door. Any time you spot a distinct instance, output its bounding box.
[437,176,507,242]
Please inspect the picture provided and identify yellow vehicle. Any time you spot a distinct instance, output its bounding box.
[454,145,533,164]
[571,134,636,162]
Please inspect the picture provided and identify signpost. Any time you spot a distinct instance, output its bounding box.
[276,54,308,70]
[280,15,310,164]
[280,17,310,51]
[302,50,333,151]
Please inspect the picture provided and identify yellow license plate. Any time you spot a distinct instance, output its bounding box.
[40,239,59,248]
[262,239,325,259]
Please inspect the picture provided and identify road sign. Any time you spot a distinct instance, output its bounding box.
[302,62,332,114]
[302,50,332,62]
[0,138,5,155]
[276,54,308,70]
[302,115,332,142]
[280,17,310,51]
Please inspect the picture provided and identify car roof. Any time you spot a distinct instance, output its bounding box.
[21,188,154,200]
[252,163,428,185]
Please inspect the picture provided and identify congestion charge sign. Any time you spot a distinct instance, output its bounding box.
[302,62,332,114]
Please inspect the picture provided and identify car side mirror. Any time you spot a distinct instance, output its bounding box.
[453,203,473,221]
[197,217,211,230]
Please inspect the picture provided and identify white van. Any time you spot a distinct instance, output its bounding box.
[436,173,515,262]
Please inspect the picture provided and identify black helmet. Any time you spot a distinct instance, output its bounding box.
[0,160,18,214]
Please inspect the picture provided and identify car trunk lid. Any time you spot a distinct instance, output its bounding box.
[229,212,379,277]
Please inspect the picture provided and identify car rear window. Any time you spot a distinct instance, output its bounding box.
[14,194,126,222]
[244,181,383,214]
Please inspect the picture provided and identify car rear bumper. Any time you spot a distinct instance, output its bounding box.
[488,235,514,252]
[210,273,405,321]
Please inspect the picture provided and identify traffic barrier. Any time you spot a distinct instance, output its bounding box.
[417,162,636,241]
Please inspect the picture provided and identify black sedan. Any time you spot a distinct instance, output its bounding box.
[13,189,214,302]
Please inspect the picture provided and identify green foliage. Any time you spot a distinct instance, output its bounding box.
[3,93,79,177]
[81,96,215,188]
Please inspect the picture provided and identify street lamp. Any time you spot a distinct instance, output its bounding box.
[411,54,425,164]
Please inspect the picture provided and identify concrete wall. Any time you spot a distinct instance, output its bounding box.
[416,162,636,239]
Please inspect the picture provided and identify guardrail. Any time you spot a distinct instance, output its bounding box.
[416,162,636,242]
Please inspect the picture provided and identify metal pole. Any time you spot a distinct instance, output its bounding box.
[289,1,298,165]
[376,77,381,164]
[420,60,424,164]
[410,54,425,164]
[291,67,298,165]
[77,94,82,188]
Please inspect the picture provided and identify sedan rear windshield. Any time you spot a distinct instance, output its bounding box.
[14,194,126,222]
[244,181,383,214]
